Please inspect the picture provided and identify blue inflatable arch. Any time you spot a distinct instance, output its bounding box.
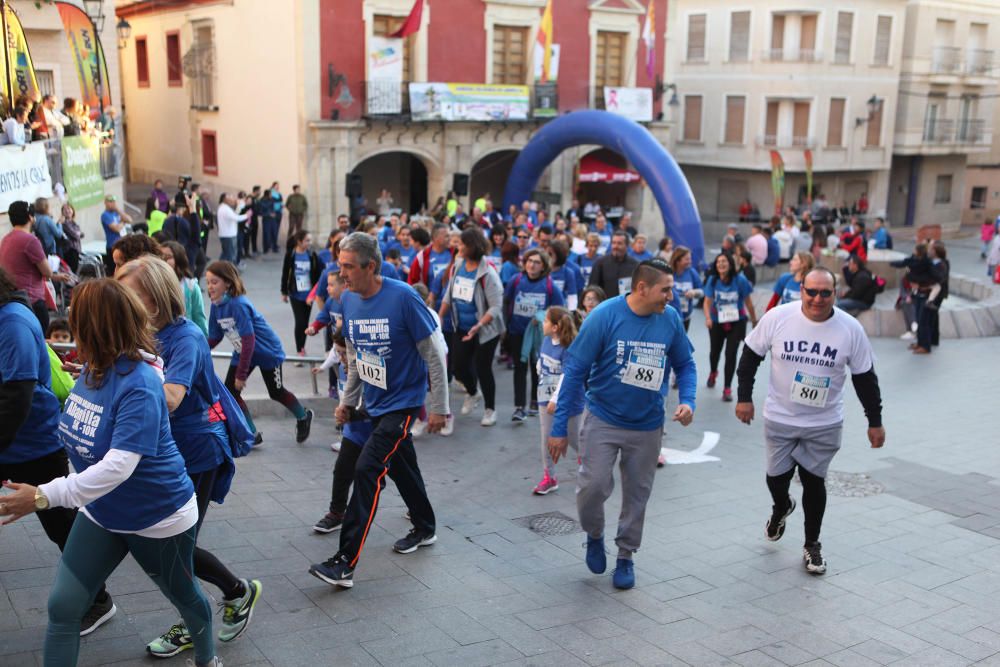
[502,110,705,268]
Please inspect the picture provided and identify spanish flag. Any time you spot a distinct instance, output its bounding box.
[389,0,424,38]
[537,0,554,83]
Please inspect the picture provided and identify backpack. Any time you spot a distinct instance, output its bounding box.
[206,374,256,457]
[873,275,887,294]
[507,273,554,321]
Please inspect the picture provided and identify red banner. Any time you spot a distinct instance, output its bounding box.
[56,2,111,116]
[769,150,785,215]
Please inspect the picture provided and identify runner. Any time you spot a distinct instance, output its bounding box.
[668,246,703,331]
[281,230,322,364]
[703,252,757,402]
[588,231,638,298]
[766,251,814,310]
[205,260,314,443]
[735,267,885,574]
[533,306,579,495]
[308,232,447,589]
[548,259,697,589]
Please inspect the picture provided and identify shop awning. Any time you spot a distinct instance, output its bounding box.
[577,154,641,183]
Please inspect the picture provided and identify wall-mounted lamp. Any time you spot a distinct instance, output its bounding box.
[855,95,883,127]
[653,76,681,106]
[116,17,132,49]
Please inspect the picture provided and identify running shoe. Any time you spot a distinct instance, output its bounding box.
[80,595,116,636]
[313,512,344,533]
[295,351,305,368]
[900,331,916,341]
[803,541,827,574]
[612,558,635,590]
[296,409,314,443]
[146,622,191,658]
[393,528,437,554]
[309,554,354,588]
[707,371,718,388]
[440,415,454,436]
[533,472,559,495]
[253,432,264,446]
[527,402,539,417]
[511,408,527,424]
[330,441,341,453]
[480,409,497,427]
[722,388,733,402]
[765,497,796,541]
[585,535,607,574]
[218,579,262,642]
[410,419,427,438]
[461,392,481,415]
[657,453,666,468]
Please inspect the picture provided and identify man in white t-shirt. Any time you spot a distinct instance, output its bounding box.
[773,216,797,262]
[735,267,885,574]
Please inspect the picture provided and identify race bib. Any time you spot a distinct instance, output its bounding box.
[453,276,475,302]
[513,292,545,318]
[621,349,665,391]
[618,277,632,294]
[538,374,559,400]
[790,371,830,408]
[357,350,387,390]
[717,303,739,323]
[295,275,311,292]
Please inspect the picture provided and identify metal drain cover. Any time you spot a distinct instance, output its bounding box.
[796,470,884,497]
[514,511,580,536]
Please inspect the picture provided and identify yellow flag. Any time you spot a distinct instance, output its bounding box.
[536,0,553,83]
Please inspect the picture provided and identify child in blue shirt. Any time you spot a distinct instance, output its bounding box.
[534,307,581,495]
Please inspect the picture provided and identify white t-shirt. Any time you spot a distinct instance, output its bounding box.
[744,302,875,428]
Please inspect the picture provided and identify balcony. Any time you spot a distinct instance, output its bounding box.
[363,80,411,117]
[923,118,955,143]
[757,134,816,149]
[966,49,995,76]
[956,118,986,144]
[931,46,962,74]
[762,48,822,63]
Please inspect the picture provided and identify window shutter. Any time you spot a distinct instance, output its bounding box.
[835,12,853,64]
[827,98,845,147]
[865,104,882,147]
[874,16,892,65]
[687,14,706,61]
[729,12,750,62]
[725,96,745,143]
[684,95,703,141]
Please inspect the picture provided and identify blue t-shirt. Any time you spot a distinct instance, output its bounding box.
[549,265,578,300]
[314,264,339,300]
[0,301,61,464]
[872,227,889,249]
[341,278,438,416]
[101,210,122,250]
[318,249,334,267]
[575,254,598,284]
[765,237,780,266]
[430,269,454,333]
[378,225,396,249]
[591,228,611,254]
[59,358,194,532]
[292,252,312,301]
[34,215,62,255]
[381,262,404,280]
[427,248,453,281]
[316,293,343,329]
[773,273,802,305]
[157,317,228,474]
[537,337,582,416]
[504,274,565,336]
[452,262,480,332]
[500,261,520,285]
[705,274,754,323]
[564,260,585,296]
[209,295,286,368]
[628,249,654,262]
[670,267,704,319]
[337,364,373,444]
[552,296,696,436]
[390,243,418,273]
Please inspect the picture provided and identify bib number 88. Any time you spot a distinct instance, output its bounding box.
[634,368,656,383]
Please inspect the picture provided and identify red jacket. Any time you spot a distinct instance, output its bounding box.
[406,245,456,286]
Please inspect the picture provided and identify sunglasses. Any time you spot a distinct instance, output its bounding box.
[803,288,834,298]
[517,235,529,239]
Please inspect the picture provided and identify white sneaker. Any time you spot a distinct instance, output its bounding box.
[440,415,454,437]
[461,393,481,415]
[910,321,919,333]
[330,441,341,453]
[410,419,427,438]
[900,331,916,341]
[481,409,497,427]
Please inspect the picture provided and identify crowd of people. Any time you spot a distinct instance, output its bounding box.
[1,92,119,146]
[0,185,896,666]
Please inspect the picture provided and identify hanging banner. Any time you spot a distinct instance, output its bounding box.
[5,6,39,101]
[804,149,814,204]
[409,82,529,121]
[0,142,53,210]
[603,87,653,122]
[367,36,404,114]
[769,150,785,215]
[56,2,112,116]
[533,43,560,83]
[61,135,103,209]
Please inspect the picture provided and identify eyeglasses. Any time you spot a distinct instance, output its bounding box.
[517,235,529,240]
[803,288,834,298]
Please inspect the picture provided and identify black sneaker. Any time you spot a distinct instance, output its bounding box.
[253,431,263,446]
[313,512,344,534]
[80,595,116,636]
[765,496,796,542]
[296,409,314,443]
[392,528,437,554]
[511,408,527,424]
[803,541,827,574]
[309,554,354,588]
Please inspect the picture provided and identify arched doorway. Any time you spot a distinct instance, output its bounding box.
[576,148,642,220]
[351,151,429,216]
[470,150,519,211]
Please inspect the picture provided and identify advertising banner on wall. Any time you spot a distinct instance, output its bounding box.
[0,143,52,210]
[5,6,39,101]
[368,35,404,115]
[409,83,530,121]
[603,87,653,122]
[769,150,785,215]
[61,135,103,209]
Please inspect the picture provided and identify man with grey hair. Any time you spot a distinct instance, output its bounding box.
[309,233,449,589]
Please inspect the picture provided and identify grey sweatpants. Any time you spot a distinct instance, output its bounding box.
[576,410,662,559]
[539,409,580,476]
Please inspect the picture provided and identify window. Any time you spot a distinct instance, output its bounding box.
[35,69,54,97]
[800,14,817,59]
[166,31,182,86]
[374,14,413,82]
[724,95,745,143]
[729,12,750,62]
[770,14,785,58]
[793,101,810,145]
[935,174,952,204]
[835,12,853,64]
[201,130,218,175]
[492,24,528,84]
[765,101,779,143]
[683,95,702,141]
[135,36,149,87]
[971,186,987,209]
[827,98,845,147]
[873,16,892,66]
[595,30,627,108]
[687,14,706,62]
[865,103,882,147]
[189,24,216,109]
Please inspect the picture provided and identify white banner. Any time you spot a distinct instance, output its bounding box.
[368,35,405,114]
[0,143,53,211]
[603,87,653,122]
[533,43,560,82]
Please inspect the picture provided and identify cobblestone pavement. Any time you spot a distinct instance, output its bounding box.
[2,234,998,666]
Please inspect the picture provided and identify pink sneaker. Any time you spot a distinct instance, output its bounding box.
[533,473,559,495]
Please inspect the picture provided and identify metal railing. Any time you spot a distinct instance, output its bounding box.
[758,134,816,148]
[364,80,411,116]
[957,118,985,144]
[923,117,954,143]
[762,48,821,62]
[966,49,994,76]
[931,46,962,74]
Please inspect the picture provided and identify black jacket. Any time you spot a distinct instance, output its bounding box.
[281,249,322,297]
[842,268,877,306]
[589,252,638,297]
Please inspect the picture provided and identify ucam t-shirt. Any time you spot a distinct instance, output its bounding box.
[744,302,875,428]
[209,295,286,368]
[59,358,194,532]
[551,296,697,436]
[773,272,802,305]
[341,277,438,416]
[705,274,754,323]
[0,300,62,464]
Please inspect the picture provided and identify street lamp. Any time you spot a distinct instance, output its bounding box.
[82,0,105,32]
[855,95,883,127]
[116,17,131,49]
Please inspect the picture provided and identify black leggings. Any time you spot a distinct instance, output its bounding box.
[224,364,305,428]
[507,332,538,408]
[766,465,827,544]
[329,437,363,515]
[290,297,311,353]
[190,467,244,600]
[708,320,747,389]
[452,332,500,410]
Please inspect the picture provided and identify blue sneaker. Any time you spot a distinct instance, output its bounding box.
[585,536,606,574]
[612,558,635,590]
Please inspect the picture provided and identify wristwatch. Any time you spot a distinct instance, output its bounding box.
[34,488,49,511]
